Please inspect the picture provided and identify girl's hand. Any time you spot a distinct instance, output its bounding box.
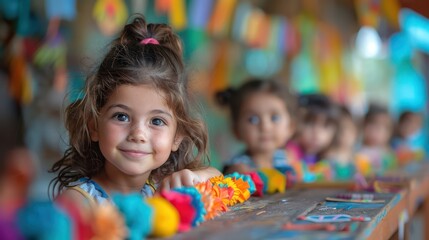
[159,169,202,191]
[158,167,222,192]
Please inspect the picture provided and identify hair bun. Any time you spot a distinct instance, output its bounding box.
[215,88,236,106]
[118,15,182,55]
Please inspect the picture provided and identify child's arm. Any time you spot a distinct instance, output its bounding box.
[159,167,221,191]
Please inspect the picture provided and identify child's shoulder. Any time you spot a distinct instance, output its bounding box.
[226,152,255,167]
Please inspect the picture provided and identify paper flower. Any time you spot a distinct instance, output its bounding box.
[160,191,195,232]
[211,175,250,206]
[112,194,153,240]
[247,172,264,196]
[195,181,226,220]
[145,196,179,238]
[91,202,128,240]
[173,187,206,226]
[225,172,256,195]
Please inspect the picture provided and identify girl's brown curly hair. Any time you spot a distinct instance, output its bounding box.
[50,15,209,198]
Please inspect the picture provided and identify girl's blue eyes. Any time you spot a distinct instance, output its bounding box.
[248,115,260,125]
[272,114,281,122]
[113,114,166,126]
[151,118,165,126]
[114,113,130,122]
[248,115,281,124]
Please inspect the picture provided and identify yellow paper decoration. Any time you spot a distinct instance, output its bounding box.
[146,196,180,238]
[169,0,186,30]
[259,168,286,194]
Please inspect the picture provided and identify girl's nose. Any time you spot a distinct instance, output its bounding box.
[260,118,271,131]
[127,122,148,143]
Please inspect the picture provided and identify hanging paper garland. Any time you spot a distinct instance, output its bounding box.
[93,0,128,36]
[45,0,76,21]
[207,0,237,37]
[169,0,187,30]
[189,0,213,29]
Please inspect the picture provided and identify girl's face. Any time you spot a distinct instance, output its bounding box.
[298,117,336,155]
[235,92,293,155]
[363,114,392,147]
[339,117,357,149]
[90,84,182,177]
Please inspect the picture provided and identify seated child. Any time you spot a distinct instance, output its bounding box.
[355,104,397,176]
[323,106,357,181]
[286,94,340,182]
[217,79,296,174]
[391,111,425,163]
[49,16,221,206]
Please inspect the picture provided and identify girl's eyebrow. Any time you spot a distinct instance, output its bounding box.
[150,109,173,119]
[107,104,173,119]
[107,104,130,111]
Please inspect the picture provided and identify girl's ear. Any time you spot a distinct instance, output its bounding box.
[89,119,99,142]
[172,134,183,152]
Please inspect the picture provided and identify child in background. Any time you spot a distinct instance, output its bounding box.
[323,106,357,181]
[355,104,397,176]
[286,94,339,182]
[217,79,296,174]
[391,111,425,164]
[50,16,220,205]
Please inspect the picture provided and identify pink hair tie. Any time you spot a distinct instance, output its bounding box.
[140,38,159,45]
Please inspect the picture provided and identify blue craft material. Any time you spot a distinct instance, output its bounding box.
[324,201,384,210]
[112,193,153,240]
[17,200,72,240]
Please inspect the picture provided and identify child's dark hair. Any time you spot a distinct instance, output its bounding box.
[50,16,208,197]
[363,103,391,125]
[216,78,296,127]
[398,111,422,125]
[297,93,340,127]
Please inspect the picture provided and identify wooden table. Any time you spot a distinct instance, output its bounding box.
[167,162,429,240]
[172,189,406,240]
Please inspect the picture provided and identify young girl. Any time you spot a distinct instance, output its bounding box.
[355,104,397,176]
[286,94,339,182]
[391,111,425,163]
[217,79,296,174]
[323,106,357,181]
[50,16,220,204]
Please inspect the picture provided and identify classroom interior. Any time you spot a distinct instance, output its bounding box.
[1,0,429,239]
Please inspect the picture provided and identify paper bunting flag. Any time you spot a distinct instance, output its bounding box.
[155,0,171,14]
[93,0,128,36]
[9,39,32,104]
[45,0,76,20]
[207,0,237,36]
[400,8,429,54]
[231,2,251,42]
[189,0,213,28]
[169,0,186,30]
[354,0,380,28]
[381,0,400,28]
